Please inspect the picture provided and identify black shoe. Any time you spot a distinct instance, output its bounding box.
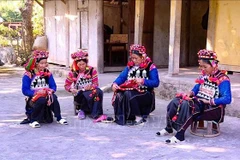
[126,119,136,125]
[20,118,30,124]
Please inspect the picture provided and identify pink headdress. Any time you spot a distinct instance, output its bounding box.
[71,49,88,61]
[71,49,88,72]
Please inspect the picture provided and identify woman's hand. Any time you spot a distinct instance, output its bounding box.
[84,85,92,91]
[186,91,194,97]
[112,83,119,92]
[70,88,78,94]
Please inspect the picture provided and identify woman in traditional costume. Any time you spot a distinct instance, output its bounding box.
[157,49,232,144]
[111,44,160,125]
[64,49,105,122]
[22,50,68,128]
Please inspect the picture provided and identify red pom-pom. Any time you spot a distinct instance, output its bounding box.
[172,115,177,121]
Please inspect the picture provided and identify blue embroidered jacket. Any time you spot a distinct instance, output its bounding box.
[191,70,232,106]
[22,72,57,97]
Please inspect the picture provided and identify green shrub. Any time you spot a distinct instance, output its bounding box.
[0,35,9,47]
[0,24,18,38]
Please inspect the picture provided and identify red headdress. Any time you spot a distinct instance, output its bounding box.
[129,44,147,58]
[127,44,152,68]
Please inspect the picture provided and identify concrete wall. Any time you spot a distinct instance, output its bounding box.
[208,0,240,72]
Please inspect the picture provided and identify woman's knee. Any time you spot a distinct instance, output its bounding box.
[35,97,47,104]
[123,90,131,96]
[96,88,103,97]
[52,94,58,101]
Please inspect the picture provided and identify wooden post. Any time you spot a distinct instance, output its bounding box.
[134,0,144,45]
[88,0,104,73]
[168,0,182,76]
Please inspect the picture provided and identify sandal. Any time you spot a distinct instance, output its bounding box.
[101,117,115,123]
[156,129,171,136]
[134,118,146,125]
[20,118,30,124]
[93,114,107,123]
[57,119,68,125]
[165,136,182,144]
[29,121,41,128]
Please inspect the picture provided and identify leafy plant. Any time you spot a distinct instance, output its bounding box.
[0,1,23,22]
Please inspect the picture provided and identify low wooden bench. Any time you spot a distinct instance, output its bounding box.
[190,120,220,137]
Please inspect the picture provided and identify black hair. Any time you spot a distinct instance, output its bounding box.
[76,59,88,64]
[36,57,47,63]
[199,58,219,67]
[131,50,142,57]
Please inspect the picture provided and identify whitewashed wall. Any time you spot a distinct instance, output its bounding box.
[45,1,56,64]
[45,0,104,73]
[88,0,104,73]
[68,0,80,66]
[56,1,68,65]
[45,0,68,66]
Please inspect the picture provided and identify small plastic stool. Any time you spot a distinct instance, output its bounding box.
[190,120,220,137]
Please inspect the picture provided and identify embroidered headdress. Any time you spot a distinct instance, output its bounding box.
[24,50,49,71]
[71,49,88,72]
[127,44,152,69]
[129,44,147,58]
[197,49,219,68]
[71,49,88,61]
[197,49,217,60]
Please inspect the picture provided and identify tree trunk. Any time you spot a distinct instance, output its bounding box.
[20,0,34,58]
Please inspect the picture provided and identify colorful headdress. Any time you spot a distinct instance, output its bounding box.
[71,49,88,61]
[127,44,152,68]
[129,44,147,58]
[198,49,218,68]
[24,50,49,71]
[197,49,217,60]
[71,49,88,72]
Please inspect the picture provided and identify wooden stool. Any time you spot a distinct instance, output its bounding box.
[190,120,220,137]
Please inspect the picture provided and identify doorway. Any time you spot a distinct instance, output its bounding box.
[103,0,129,67]
[180,0,209,67]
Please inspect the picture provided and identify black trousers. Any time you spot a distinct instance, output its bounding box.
[74,88,103,118]
[166,97,224,132]
[26,94,61,123]
[113,90,155,125]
